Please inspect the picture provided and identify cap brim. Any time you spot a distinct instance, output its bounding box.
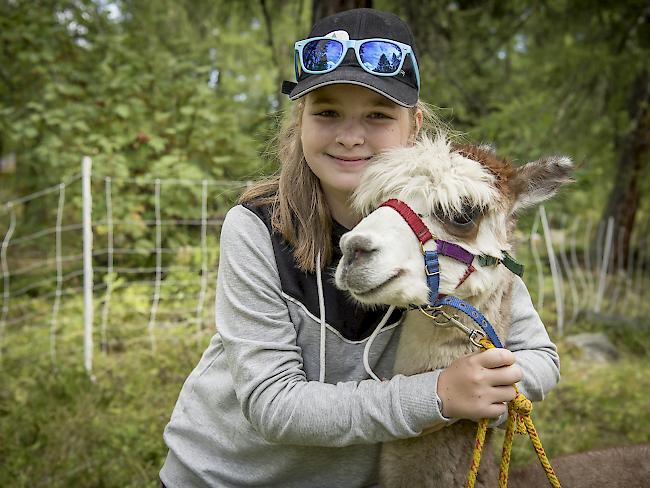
[287,66,418,108]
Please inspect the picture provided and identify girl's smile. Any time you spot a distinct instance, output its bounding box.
[327,154,374,166]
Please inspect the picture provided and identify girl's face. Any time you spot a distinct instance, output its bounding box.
[301,85,419,216]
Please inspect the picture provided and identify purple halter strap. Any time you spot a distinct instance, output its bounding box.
[379,199,477,275]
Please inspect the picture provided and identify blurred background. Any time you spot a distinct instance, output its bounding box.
[1,1,649,486]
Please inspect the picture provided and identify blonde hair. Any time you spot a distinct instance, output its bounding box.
[239,97,443,273]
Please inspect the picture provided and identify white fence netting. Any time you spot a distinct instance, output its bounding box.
[1,159,648,373]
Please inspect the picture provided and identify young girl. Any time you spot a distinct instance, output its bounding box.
[160,8,560,487]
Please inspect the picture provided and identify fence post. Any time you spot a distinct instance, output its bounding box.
[539,206,565,336]
[0,204,16,367]
[558,215,580,323]
[82,157,94,377]
[50,183,66,367]
[530,214,545,311]
[147,179,162,353]
[594,217,615,313]
[195,180,209,344]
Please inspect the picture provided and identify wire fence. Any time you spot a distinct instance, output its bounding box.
[524,209,649,333]
[1,158,648,374]
[1,158,249,374]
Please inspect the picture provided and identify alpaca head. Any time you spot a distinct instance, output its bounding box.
[334,133,573,307]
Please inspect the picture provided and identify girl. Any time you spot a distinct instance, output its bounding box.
[160,8,559,487]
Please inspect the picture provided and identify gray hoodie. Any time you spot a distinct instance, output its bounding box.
[160,204,560,487]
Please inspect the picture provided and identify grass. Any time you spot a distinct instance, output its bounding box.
[0,321,210,488]
[496,342,650,468]
[1,287,649,486]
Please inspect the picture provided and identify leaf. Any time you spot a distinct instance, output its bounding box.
[147,137,166,153]
[179,106,195,116]
[211,155,232,165]
[114,105,131,119]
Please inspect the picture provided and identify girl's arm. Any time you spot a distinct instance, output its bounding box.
[507,276,561,402]
[216,205,452,447]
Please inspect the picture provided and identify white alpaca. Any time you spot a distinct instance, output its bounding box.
[334,134,572,487]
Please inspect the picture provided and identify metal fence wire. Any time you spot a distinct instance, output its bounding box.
[1,158,648,373]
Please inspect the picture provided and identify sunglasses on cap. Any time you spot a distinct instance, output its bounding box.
[294,37,421,90]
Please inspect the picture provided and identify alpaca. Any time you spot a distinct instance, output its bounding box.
[334,134,573,487]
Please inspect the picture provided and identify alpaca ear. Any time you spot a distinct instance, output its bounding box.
[510,156,574,214]
[478,143,497,154]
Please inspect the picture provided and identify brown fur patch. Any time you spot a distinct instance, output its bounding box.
[452,143,517,201]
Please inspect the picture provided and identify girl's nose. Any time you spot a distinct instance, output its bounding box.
[335,122,365,148]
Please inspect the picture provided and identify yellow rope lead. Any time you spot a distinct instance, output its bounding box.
[465,338,561,488]
[466,418,490,487]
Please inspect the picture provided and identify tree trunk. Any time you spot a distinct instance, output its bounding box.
[259,0,282,109]
[602,70,650,267]
[311,0,372,24]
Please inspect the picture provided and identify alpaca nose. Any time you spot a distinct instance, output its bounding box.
[341,234,377,262]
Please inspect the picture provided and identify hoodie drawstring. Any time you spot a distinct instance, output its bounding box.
[362,305,395,381]
[316,251,396,383]
[316,251,327,383]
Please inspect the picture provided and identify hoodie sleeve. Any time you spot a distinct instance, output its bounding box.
[506,276,561,401]
[215,205,452,447]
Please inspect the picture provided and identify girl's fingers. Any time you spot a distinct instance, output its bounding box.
[490,385,518,404]
[486,364,523,386]
[439,350,523,420]
[475,348,516,369]
[473,402,508,421]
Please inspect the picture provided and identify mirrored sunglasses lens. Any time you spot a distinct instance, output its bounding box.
[359,41,403,73]
[303,39,344,71]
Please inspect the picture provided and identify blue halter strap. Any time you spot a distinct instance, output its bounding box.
[434,296,504,348]
[423,249,440,306]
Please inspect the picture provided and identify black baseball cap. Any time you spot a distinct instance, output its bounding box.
[281,9,420,107]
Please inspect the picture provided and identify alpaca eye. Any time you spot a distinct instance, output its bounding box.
[449,205,481,227]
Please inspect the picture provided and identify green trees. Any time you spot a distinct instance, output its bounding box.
[2,0,648,259]
[390,0,649,259]
[0,0,310,251]
[0,0,308,192]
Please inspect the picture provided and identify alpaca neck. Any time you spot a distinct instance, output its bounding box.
[394,276,514,375]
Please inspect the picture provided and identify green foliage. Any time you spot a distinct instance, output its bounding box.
[382,0,650,222]
[0,0,311,247]
[0,330,204,487]
[0,279,216,487]
[3,0,648,248]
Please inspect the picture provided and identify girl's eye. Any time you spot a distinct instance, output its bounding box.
[315,110,337,117]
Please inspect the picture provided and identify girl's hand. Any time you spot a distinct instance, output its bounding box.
[437,348,523,421]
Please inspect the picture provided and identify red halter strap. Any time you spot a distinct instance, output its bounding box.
[378,198,477,290]
[379,199,433,244]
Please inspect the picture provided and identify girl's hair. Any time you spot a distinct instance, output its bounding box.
[239,98,443,273]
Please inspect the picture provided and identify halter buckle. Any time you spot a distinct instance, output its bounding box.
[418,306,453,327]
[468,329,487,348]
[419,305,486,346]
